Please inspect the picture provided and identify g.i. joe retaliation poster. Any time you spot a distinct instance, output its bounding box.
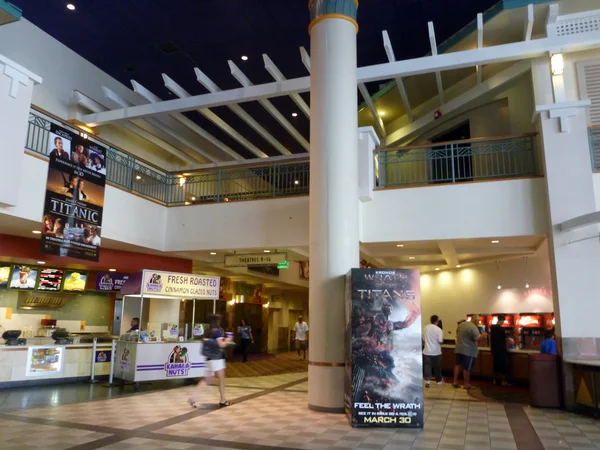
[345,269,423,428]
[41,124,106,262]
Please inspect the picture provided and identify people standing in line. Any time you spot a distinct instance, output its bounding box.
[237,319,254,363]
[453,314,487,390]
[423,315,444,388]
[189,314,232,408]
[540,329,557,355]
[490,314,510,386]
[293,316,309,360]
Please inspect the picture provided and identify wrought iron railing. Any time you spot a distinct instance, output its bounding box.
[375,134,538,188]
[590,127,600,171]
[25,107,310,205]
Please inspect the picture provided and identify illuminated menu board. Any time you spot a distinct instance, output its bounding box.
[63,271,87,292]
[37,268,64,292]
[9,265,38,290]
[0,266,10,289]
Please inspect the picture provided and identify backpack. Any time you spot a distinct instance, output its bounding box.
[201,338,222,360]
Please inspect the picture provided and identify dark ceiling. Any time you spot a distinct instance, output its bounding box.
[12,0,499,160]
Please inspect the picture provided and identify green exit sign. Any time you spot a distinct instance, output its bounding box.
[277,260,289,269]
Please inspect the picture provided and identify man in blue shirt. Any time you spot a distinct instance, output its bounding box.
[540,329,557,355]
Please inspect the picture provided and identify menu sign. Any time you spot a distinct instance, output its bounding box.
[0,266,10,289]
[141,270,220,299]
[95,273,129,291]
[63,271,87,292]
[37,268,64,292]
[9,265,38,290]
[40,123,106,262]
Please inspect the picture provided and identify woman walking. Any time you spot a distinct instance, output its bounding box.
[237,319,254,363]
[188,315,232,408]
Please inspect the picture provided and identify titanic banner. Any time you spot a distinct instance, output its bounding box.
[40,124,107,262]
[345,269,423,428]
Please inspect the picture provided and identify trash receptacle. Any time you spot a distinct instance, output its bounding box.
[529,353,561,408]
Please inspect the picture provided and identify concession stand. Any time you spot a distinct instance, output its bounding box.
[113,270,220,386]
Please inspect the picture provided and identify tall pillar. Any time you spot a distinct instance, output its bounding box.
[532,56,600,409]
[308,0,359,413]
[0,54,42,206]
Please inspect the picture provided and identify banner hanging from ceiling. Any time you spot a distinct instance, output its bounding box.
[40,124,107,262]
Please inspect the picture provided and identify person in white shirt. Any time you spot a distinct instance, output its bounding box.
[423,315,444,388]
[293,316,309,360]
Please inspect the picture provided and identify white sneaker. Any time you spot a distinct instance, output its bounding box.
[437,381,444,385]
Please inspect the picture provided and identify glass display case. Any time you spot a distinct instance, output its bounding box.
[26,346,64,377]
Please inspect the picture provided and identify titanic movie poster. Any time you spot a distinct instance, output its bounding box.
[40,124,107,262]
[345,269,424,428]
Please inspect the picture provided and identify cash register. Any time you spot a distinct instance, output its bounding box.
[2,330,26,346]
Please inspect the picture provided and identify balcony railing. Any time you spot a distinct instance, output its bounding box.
[375,134,538,188]
[590,127,600,171]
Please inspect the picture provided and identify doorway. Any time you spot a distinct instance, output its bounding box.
[429,122,472,183]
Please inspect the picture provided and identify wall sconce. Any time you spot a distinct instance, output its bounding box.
[263,302,270,309]
[551,53,564,76]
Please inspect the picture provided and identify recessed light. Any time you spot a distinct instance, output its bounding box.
[409,256,415,260]
[456,265,461,268]
[378,111,386,117]
[32,230,41,235]
[497,285,502,290]
[264,250,271,253]
[292,113,298,117]
[191,196,196,201]
[294,180,299,185]
[210,252,217,256]
[136,175,142,180]
[491,240,500,244]
[66,3,75,11]
[525,283,529,288]
[37,261,45,265]
[241,55,248,61]
[435,268,440,271]
[396,244,404,248]
[109,269,117,272]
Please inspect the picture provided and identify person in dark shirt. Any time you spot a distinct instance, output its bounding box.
[49,137,69,161]
[540,329,557,355]
[490,315,510,386]
[128,318,139,332]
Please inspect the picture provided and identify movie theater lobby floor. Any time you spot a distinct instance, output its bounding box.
[0,373,598,450]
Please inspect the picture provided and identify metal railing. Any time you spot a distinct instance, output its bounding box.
[590,127,600,171]
[375,134,538,188]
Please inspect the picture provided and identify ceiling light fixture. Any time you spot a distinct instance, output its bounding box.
[294,180,299,185]
[66,3,75,11]
[37,261,45,265]
[396,244,404,248]
[292,113,298,117]
[525,282,530,289]
[264,250,271,253]
[551,53,564,76]
[109,269,117,272]
[191,196,196,201]
[491,240,500,244]
[456,265,462,268]
[435,268,440,271]
[241,55,249,61]
[135,175,142,180]
[409,256,415,260]
[32,230,41,235]
[210,252,217,256]
[378,111,386,117]
[497,285,502,290]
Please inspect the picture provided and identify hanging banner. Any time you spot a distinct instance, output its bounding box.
[224,252,287,268]
[345,269,423,428]
[96,273,130,291]
[40,124,106,262]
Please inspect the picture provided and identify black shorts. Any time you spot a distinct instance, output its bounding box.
[456,353,477,371]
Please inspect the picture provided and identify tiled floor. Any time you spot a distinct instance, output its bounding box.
[0,373,597,450]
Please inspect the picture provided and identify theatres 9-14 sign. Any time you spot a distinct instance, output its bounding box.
[40,124,107,262]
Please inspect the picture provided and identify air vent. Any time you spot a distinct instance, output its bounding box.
[156,41,180,55]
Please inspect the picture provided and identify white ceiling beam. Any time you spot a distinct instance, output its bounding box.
[263,54,310,119]
[193,68,291,157]
[385,60,531,145]
[559,211,600,232]
[546,3,559,36]
[382,30,413,122]
[358,83,386,137]
[476,13,484,84]
[300,46,311,72]
[163,73,268,159]
[428,21,445,105]
[98,87,198,165]
[131,80,239,162]
[437,241,459,267]
[228,60,310,152]
[524,4,535,41]
[82,30,600,125]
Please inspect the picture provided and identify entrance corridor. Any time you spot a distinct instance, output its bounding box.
[0,354,597,450]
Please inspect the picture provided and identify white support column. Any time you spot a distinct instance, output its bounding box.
[0,55,42,206]
[308,0,359,413]
[532,56,600,410]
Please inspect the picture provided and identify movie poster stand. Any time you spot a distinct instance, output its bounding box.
[344,268,424,428]
[113,270,221,386]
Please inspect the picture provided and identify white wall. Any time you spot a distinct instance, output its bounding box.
[361,178,548,243]
[420,257,553,340]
